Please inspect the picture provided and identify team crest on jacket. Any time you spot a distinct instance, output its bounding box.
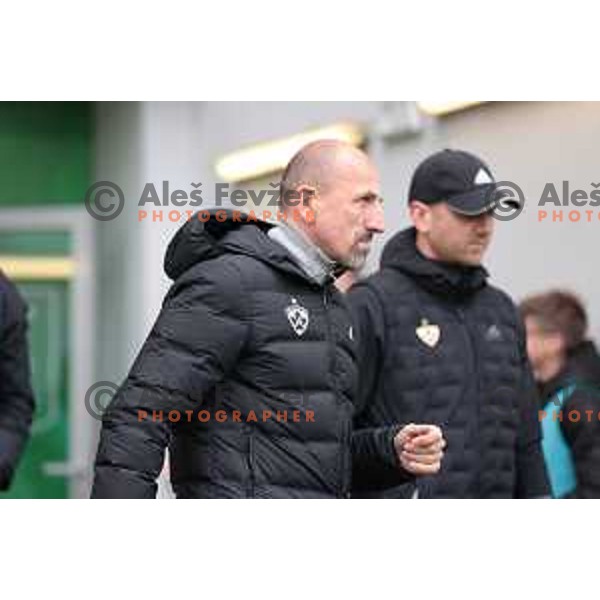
[416,318,440,348]
[286,298,309,337]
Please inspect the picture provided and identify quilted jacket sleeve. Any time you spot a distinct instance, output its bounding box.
[91,258,249,498]
[562,387,600,498]
[347,284,410,484]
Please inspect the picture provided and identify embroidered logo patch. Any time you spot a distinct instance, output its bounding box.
[285,298,309,337]
[485,324,503,342]
[416,318,441,348]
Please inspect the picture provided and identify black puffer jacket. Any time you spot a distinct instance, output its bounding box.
[92,214,358,498]
[539,341,600,498]
[0,271,35,491]
[348,228,549,498]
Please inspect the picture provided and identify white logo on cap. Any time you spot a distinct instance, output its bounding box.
[474,168,493,185]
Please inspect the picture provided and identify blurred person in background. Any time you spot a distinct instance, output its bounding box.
[520,290,600,498]
[0,270,35,491]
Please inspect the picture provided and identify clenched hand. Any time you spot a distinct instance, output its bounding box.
[394,424,446,476]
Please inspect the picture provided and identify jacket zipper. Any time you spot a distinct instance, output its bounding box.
[247,427,255,498]
[322,286,349,498]
[456,306,482,497]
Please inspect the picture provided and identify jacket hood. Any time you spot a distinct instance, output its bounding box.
[380,227,488,300]
[541,340,600,399]
[164,210,309,282]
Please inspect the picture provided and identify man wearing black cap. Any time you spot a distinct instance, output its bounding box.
[348,149,549,498]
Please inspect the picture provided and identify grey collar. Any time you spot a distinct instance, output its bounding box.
[268,224,337,285]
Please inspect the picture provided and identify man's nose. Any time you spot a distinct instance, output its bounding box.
[365,201,385,233]
[475,212,494,233]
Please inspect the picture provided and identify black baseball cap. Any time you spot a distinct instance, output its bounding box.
[408,149,512,216]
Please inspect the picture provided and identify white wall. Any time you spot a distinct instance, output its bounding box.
[95,102,147,385]
[96,101,600,363]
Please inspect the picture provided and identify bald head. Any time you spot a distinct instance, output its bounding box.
[277,139,384,271]
[281,140,373,202]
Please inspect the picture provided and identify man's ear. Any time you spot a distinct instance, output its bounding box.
[294,184,319,225]
[409,200,432,233]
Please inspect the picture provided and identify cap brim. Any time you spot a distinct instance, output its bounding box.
[446,184,519,216]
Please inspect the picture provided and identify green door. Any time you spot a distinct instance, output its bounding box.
[0,103,92,498]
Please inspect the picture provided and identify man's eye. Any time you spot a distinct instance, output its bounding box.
[357,195,375,204]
